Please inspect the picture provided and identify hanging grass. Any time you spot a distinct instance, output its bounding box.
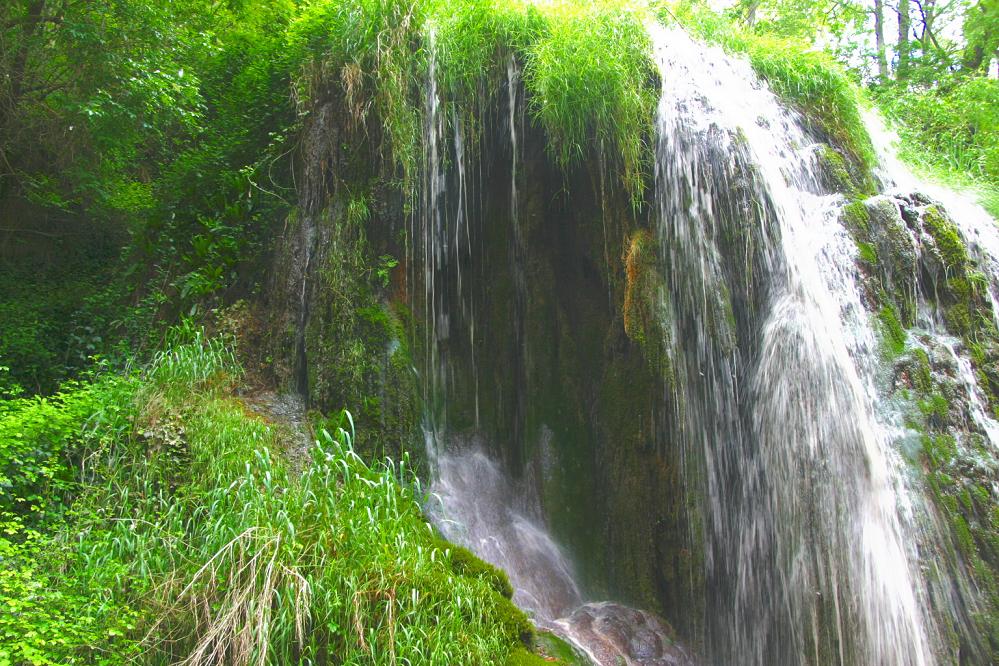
[520,1,655,199]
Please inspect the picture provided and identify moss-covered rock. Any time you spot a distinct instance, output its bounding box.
[922,205,970,272]
[622,228,673,380]
[877,304,908,358]
[841,196,920,328]
[887,333,999,664]
[504,647,554,666]
[815,144,875,197]
[491,593,536,647]
[431,534,515,599]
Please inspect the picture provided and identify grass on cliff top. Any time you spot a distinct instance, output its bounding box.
[288,0,655,196]
[1,325,535,665]
[286,0,876,198]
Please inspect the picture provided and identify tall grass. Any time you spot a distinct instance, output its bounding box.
[288,0,428,184]
[521,0,655,199]
[62,328,530,664]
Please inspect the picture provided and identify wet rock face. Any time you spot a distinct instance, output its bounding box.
[864,196,918,312]
[259,94,422,467]
[550,602,697,666]
[864,185,999,664]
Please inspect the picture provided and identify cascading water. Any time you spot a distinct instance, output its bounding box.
[403,18,997,666]
[414,34,696,665]
[647,24,935,664]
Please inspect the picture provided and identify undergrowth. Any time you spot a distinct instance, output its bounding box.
[1,327,535,664]
[875,77,999,218]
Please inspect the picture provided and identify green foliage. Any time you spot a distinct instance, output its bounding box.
[876,77,999,217]
[522,1,654,198]
[0,231,135,395]
[0,374,135,520]
[0,515,140,666]
[288,0,427,182]
[145,321,240,392]
[0,329,531,664]
[0,0,213,218]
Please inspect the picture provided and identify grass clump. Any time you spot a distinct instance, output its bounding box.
[521,1,655,198]
[288,0,427,181]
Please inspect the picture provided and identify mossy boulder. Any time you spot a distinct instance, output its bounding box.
[815,144,875,197]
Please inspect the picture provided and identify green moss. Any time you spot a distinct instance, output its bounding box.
[856,240,878,265]
[945,302,975,337]
[909,347,934,396]
[491,593,536,647]
[842,199,870,234]
[877,305,907,358]
[919,426,999,661]
[622,229,674,381]
[432,535,515,599]
[923,205,969,271]
[534,630,587,664]
[918,393,950,430]
[817,144,876,196]
[505,647,552,666]
[922,434,957,466]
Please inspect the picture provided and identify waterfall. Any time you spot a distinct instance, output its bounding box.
[648,24,935,664]
[401,19,997,666]
[415,44,697,665]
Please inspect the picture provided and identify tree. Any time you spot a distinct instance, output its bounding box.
[875,0,890,79]
[963,0,999,72]
[0,0,210,228]
[897,0,913,79]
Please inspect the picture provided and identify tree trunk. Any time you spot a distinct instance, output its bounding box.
[897,0,912,80]
[874,0,889,79]
[962,2,998,73]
